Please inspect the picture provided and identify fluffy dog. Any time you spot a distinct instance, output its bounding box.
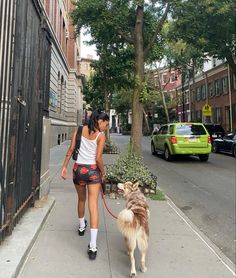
[117,181,150,278]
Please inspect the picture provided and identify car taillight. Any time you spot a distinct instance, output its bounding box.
[208,136,211,143]
[171,136,177,144]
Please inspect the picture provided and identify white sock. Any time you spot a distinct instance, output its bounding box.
[79,217,85,230]
[90,228,98,249]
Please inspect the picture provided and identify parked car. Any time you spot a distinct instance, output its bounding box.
[151,122,212,162]
[212,133,236,157]
[204,124,225,141]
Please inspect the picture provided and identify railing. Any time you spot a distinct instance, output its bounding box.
[0,0,51,243]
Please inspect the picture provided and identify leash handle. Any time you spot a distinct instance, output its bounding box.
[101,189,118,220]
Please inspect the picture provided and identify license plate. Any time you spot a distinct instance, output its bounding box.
[188,137,197,142]
[212,134,217,138]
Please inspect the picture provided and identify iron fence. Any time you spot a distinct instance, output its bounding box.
[0,0,51,242]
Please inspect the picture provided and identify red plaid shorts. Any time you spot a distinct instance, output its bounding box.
[72,164,101,186]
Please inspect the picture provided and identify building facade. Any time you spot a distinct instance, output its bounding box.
[177,59,236,133]
[42,0,84,147]
[79,54,95,80]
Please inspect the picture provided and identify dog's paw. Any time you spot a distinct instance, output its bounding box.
[140,266,147,273]
[130,272,137,278]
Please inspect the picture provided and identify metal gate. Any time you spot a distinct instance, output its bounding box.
[0,0,51,242]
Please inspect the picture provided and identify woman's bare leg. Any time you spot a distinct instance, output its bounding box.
[88,183,100,228]
[75,185,86,218]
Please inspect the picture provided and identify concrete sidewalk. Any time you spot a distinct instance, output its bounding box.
[1,142,235,278]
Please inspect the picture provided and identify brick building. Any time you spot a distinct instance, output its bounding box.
[42,0,84,146]
[177,59,236,132]
[79,54,95,80]
[149,67,181,123]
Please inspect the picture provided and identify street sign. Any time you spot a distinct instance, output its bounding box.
[202,104,212,116]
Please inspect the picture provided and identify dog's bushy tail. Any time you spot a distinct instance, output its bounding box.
[117,209,135,237]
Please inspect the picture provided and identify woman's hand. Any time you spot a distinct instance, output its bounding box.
[101,174,106,185]
[61,166,68,180]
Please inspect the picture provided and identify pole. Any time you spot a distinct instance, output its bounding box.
[182,71,185,122]
[227,64,233,132]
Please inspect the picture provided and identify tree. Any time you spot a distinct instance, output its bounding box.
[170,0,236,76]
[71,0,170,155]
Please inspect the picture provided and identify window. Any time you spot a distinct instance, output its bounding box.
[232,104,236,123]
[233,75,236,89]
[170,72,175,83]
[161,126,168,134]
[196,87,201,101]
[195,110,202,122]
[201,84,206,100]
[169,125,174,134]
[208,82,214,97]
[49,0,54,22]
[162,74,167,84]
[212,107,222,124]
[222,76,228,94]
[224,134,234,140]
[185,91,189,104]
[175,124,206,135]
[215,80,221,96]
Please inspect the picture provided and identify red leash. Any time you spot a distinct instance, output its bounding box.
[101,190,118,220]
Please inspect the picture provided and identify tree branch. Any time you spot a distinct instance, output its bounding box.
[117,30,134,44]
[144,2,170,58]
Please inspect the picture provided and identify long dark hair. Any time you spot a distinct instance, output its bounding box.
[88,110,109,134]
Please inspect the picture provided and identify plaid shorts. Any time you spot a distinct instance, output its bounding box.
[72,164,101,186]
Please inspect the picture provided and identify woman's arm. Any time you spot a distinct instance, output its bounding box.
[61,128,77,179]
[96,133,106,177]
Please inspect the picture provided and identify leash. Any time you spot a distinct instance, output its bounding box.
[101,189,118,220]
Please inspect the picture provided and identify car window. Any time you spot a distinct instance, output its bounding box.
[205,124,224,133]
[176,124,207,135]
[157,127,163,135]
[169,125,174,134]
[161,126,168,135]
[224,134,234,140]
[214,125,225,133]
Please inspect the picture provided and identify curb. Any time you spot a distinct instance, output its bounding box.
[0,196,55,278]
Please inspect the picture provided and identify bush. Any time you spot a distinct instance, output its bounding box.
[106,152,157,194]
[103,139,119,154]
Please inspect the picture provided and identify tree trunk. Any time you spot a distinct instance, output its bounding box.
[131,5,144,156]
[104,89,110,140]
[143,108,150,132]
[226,51,236,78]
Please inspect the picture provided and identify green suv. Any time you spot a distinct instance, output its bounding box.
[151,123,212,162]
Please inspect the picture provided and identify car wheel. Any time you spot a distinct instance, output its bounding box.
[164,146,172,161]
[212,142,218,153]
[199,154,209,162]
[233,146,236,157]
[151,142,156,155]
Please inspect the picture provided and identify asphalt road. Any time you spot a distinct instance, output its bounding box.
[111,134,236,264]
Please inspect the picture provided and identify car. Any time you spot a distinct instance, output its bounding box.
[151,122,212,162]
[204,124,225,141]
[212,133,236,157]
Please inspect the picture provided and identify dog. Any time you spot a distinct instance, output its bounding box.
[117,181,150,278]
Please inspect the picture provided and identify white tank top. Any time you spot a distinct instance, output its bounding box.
[76,132,101,165]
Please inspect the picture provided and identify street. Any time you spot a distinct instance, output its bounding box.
[111,134,236,264]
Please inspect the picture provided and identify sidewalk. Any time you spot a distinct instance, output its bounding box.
[1,142,235,278]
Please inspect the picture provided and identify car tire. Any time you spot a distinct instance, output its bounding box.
[151,142,157,155]
[199,154,209,162]
[212,142,218,153]
[164,146,172,161]
[233,146,236,157]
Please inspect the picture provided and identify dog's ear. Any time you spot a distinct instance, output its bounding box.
[133,181,139,190]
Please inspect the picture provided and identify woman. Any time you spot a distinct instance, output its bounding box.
[61,110,109,260]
